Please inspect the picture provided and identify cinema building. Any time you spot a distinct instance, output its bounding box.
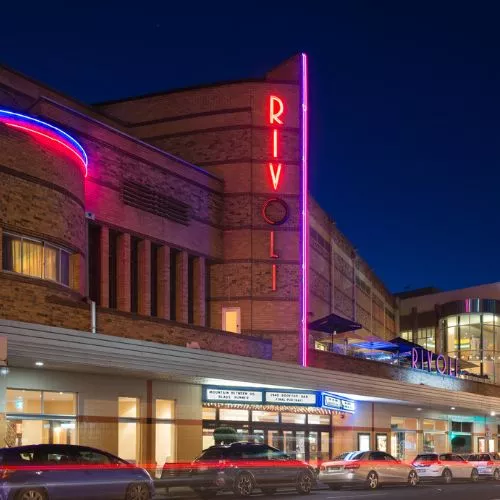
[0,54,500,469]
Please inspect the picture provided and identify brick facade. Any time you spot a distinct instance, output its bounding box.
[0,56,400,368]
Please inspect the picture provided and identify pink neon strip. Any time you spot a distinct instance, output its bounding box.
[301,53,309,367]
[5,123,88,177]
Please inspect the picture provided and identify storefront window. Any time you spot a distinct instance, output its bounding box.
[156,399,175,474]
[358,433,370,451]
[202,407,217,420]
[252,411,279,423]
[219,409,249,421]
[5,389,77,447]
[118,397,138,463]
[391,417,418,460]
[308,414,330,425]
[376,434,388,452]
[423,419,447,453]
[451,421,473,454]
[281,413,306,424]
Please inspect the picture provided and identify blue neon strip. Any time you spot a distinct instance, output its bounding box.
[0,109,88,167]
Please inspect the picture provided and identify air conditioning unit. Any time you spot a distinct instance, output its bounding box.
[85,211,96,220]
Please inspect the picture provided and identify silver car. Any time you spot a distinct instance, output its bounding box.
[319,450,418,490]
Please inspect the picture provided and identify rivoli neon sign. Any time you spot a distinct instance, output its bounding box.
[411,348,459,377]
[266,95,287,292]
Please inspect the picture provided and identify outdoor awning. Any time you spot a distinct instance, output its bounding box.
[308,313,362,334]
[350,335,398,351]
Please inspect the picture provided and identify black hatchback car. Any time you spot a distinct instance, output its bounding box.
[163,442,315,498]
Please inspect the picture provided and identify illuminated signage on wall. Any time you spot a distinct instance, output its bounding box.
[0,109,88,176]
[321,392,356,414]
[411,348,459,377]
[202,386,355,413]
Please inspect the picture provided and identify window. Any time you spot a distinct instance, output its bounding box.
[2,233,70,286]
[358,433,371,451]
[281,413,306,424]
[222,307,241,334]
[252,411,279,423]
[202,407,216,420]
[75,449,113,465]
[188,256,194,324]
[88,224,101,305]
[170,250,178,321]
[130,237,139,314]
[6,390,76,415]
[118,397,139,463]
[219,409,248,421]
[308,414,330,425]
[156,399,175,469]
[151,244,159,317]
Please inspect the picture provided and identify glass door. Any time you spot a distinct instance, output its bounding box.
[309,431,319,466]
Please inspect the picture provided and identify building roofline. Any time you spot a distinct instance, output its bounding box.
[94,77,299,107]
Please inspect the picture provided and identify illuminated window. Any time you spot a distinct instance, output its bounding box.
[281,413,306,424]
[222,307,241,334]
[219,409,249,421]
[252,411,279,423]
[118,397,139,463]
[202,407,216,420]
[156,399,175,472]
[2,233,70,286]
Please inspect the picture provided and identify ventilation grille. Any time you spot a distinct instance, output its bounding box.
[122,180,190,226]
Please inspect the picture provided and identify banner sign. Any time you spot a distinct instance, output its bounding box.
[202,386,355,413]
[321,392,356,413]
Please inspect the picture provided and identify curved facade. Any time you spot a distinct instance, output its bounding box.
[440,299,500,383]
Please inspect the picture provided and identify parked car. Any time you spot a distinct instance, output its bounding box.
[162,442,315,497]
[466,453,500,480]
[318,450,418,490]
[412,453,479,483]
[0,444,154,500]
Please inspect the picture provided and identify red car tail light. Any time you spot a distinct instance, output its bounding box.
[344,462,360,470]
[487,461,494,466]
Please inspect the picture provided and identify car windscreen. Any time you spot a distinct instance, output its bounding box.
[344,451,365,461]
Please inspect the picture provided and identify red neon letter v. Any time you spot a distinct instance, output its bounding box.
[269,163,282,190]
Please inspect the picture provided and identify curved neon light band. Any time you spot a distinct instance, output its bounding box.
[0,109,88,176]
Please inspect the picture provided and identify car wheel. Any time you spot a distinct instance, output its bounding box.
[493,469,500,481]
[408,470,418,487]
[471,468,479,483]
[366,471,379,490]
[234,472,254,497]
[15,490,47,500]
[125,483,151,500]
[296,471,313,495]
[261,488,277,495]
[442,468,452,484]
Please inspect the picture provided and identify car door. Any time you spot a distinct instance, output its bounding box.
[383,452,407,483]
[71,446,127,499]
[452,454,470,478]
[33,445,87,500]
[267,446,298,486]
[369,452,391,482]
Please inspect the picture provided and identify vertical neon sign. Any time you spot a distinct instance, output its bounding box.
[300,53,309,367]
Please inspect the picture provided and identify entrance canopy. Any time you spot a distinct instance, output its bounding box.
[308,313,362,334]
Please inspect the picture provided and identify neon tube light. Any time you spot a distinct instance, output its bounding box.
[0,109,88,176]
[300,53,309,367]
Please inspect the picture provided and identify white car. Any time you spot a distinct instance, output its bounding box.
[467,453,500,480]
[412,453,478,483]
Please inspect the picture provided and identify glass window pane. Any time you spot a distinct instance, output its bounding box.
[308,414,330,425]
[44,245,59,282]
[119,422,137,462]
[219,409,249,421]
[118,397,138,418]
[156,399,174,419]
[43,392,76,415]
[60,251,70,286]
[22,239,43,278]
[252,411,278,423]
[281,413,306,424]
[2,234,22,272]
[156,422,175,471]
[6,389,42,414]
[202,407,216,420]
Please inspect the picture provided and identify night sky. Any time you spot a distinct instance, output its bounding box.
[1,3,499,293]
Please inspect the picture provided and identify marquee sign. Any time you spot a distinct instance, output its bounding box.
[411,348,460,377]
[202,386,355,413]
